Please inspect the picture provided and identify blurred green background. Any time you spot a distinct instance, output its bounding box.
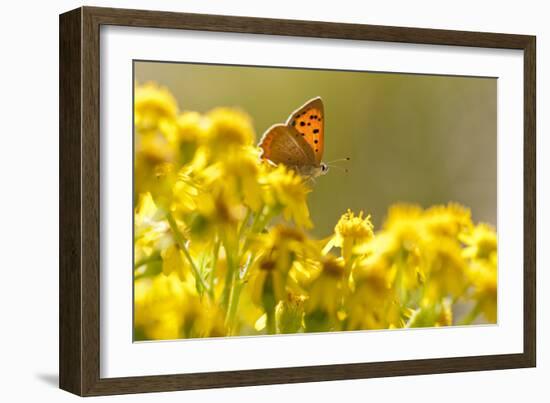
[135,61,496,238]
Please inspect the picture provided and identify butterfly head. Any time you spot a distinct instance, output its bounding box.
[305,162,329,179]
[294,163,328,179]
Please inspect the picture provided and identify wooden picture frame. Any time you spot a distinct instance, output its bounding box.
[59,6,536,396]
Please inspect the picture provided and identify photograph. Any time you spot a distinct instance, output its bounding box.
[133,60,498,341]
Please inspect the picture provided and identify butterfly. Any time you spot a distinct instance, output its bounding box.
[259,97,329,178]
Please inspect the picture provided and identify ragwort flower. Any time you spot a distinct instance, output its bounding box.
[304,255,347,332]
[261,165,313,228]
[247,226,313,307]
[134,82,178,131]
[346,253,400,330]
[332,209,374,262]
[134,192,172,263]
[461,223,497,260]
[462,223,497,322]
[205,107,255,154]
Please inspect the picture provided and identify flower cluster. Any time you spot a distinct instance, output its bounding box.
[133,82,497,340]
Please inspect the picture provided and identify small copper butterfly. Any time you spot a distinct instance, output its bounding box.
[259,97,329,178]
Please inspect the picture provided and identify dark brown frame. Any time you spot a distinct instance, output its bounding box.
[59,6,536,396]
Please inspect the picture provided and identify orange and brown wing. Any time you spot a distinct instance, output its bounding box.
[259,124,316,167]
[285,97,324,164]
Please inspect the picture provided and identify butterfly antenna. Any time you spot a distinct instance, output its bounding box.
[327,164,349,174]
[325,157,351,164]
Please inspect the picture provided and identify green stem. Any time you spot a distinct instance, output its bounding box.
[209,239,220,297]
[395,250,410,307]
[221,235,236,308]
[225,252,258,334]
[238,209,252,242]
[241,252,257,280]
[166,212,209,292]
[266,307,276,335]
[256,208,277,233]
[226,282,243,333]
[224,207,265,334]
[238,207,264,257]
[250,206,265,232]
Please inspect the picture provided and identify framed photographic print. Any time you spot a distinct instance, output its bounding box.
[59,6,536,396]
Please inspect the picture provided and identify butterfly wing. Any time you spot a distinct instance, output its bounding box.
[285,97,324,164]
[259,124,316,167]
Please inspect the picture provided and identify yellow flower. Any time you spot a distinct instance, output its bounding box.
[224,147,263,211]
[171,164,202,216]
[134,193,171,262]
[383,204,425,252]
[134,82,178,131]
[137,162,178,211]
[461,223,497,322]
[304,255,346,332]
[275,293,306,334]
[179,190,243,243]
[352,253,395,294]
[134,272,227,340]
[162,139,206,216]
[134,273,186,340]
[461,223,497,260]
[135,192,162,230]
[287,257,322,293]
[467,258,497,323]
[248,226,314,307]
[422,237,468,302]
[134,83,181,201]
[135,129,178,165]
[161,244,188,281]
[176,111,206,164]
[346,253,400,330]
[335,209,374,242]
[333,209,374,262]
[182,292,227,338]
[380,203,474,301]
[384,203,472,249]
[205,107,255,151]
[261,165,312,228]
[423,203,473,238]
[177,111,206,142]
[133,83,183,206]
[200,146,263,212]
[172,147,262,239]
